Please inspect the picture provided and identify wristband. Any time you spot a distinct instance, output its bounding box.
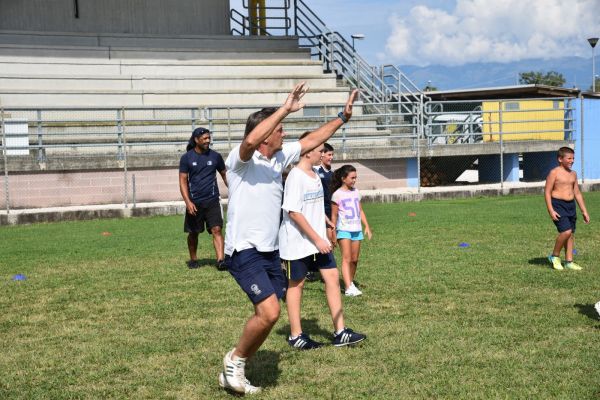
[337,111,348,123]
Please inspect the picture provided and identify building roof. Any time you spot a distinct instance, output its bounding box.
[426,84,581,101]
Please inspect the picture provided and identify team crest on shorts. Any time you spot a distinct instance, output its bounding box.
[250,284,262,295]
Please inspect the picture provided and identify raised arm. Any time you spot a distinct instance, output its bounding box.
[239,82,309,161]
[299,89,359,153]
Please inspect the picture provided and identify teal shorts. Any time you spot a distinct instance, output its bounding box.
[336,230,364,241]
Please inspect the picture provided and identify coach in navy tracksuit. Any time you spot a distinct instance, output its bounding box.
[179,127,227,269]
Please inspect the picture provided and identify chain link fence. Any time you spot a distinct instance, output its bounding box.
[0,96,593,213]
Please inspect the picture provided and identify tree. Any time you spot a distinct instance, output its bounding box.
[518,71,565,87]
[423,81,438,92]
[590,76,600,92]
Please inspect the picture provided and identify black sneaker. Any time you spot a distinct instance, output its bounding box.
[288,333,324,350]
[332,327,366,347]
[305,271,317,282]
[216,259,228,271]
[187,260,199,269]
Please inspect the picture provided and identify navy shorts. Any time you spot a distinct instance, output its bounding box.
[284,252,336,281]
[551,197,576,233]
[184,199,223,234]
[228,248,287,304]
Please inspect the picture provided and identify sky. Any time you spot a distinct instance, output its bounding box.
[293,0,600,67]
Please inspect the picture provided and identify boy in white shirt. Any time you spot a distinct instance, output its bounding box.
[279,134,366,350]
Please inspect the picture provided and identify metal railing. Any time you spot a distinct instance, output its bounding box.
[424,98,576,145]
[0,98,588,213]
[229,0,429,121]
[230,0,292,36]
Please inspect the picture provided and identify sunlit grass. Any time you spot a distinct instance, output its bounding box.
[1,193,599,399]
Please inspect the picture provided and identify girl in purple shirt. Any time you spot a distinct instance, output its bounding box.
[330,165,372,297]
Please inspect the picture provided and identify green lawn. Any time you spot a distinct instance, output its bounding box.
[1,193,599,399]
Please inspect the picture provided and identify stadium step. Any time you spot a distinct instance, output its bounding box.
[0,87,352,107]
[0,56,327,77]
[0,73,338,92]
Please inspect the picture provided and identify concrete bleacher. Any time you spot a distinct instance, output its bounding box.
[0,30,352,107]
[0,30,391,172]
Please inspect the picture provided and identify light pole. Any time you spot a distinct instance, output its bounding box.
[588,37,598,92]
[351,33,365,50]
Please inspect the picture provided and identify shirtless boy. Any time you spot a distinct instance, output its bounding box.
[544,146,590,270]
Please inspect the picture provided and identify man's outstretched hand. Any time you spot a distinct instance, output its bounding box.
[282,81,309,113]
[341,89,360,121]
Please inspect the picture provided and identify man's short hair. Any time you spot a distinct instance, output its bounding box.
[558,146,574,158]
[321,142,334,153]
[244,107,278,137]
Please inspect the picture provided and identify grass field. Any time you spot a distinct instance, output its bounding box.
[1,192,600,399]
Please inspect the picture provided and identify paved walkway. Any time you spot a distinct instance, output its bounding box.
[2,180,599,225]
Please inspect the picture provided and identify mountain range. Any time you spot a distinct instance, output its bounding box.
[399,56,596,91]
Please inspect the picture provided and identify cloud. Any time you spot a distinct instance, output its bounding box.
[385,0,600,66]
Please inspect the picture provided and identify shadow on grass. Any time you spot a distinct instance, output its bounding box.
[247,350,281,388]
[574,303,600,321]
[182,258,216,269]
[528,257,550,267]
[275,317,332,341]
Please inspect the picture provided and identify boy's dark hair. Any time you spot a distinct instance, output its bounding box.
[322,142,334,153]
[331,164,357,194]
[299,131,317,155]
[244,107,278,137]
[558,146,574,158]
[186,127,210,151]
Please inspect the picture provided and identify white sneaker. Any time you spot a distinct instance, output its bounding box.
[344,283,362,297]
[220,348,261,394]
[219,371,261,394]
[594,301,600,319]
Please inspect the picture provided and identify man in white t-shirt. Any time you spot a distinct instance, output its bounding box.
[279,134,366,351]
[218,82,359,395]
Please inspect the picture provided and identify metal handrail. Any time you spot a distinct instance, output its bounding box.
[230,1,292,36]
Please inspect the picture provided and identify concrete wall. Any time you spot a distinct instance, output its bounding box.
[0,0,230,35]
[0,159,411,209]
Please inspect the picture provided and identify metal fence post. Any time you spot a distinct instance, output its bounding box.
[116,109,124,160]
[579,94,585,184]
[293,0,298,36]
[132,174,136,209]
[1,107,9,214]
[417,95,423,194]
[227,107,232,150]
[122,107,129,208]
[499,101,504,190]
[36,109,46,164]
[191,108,196,132]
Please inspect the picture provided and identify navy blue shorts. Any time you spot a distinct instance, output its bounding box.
[184,199,223,234]
[552,197,576,233]
[228,248,287,304]
[284,252,336,281]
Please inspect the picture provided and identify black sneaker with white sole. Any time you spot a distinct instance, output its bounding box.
[332,327,366,347]
[288,333,324,350]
